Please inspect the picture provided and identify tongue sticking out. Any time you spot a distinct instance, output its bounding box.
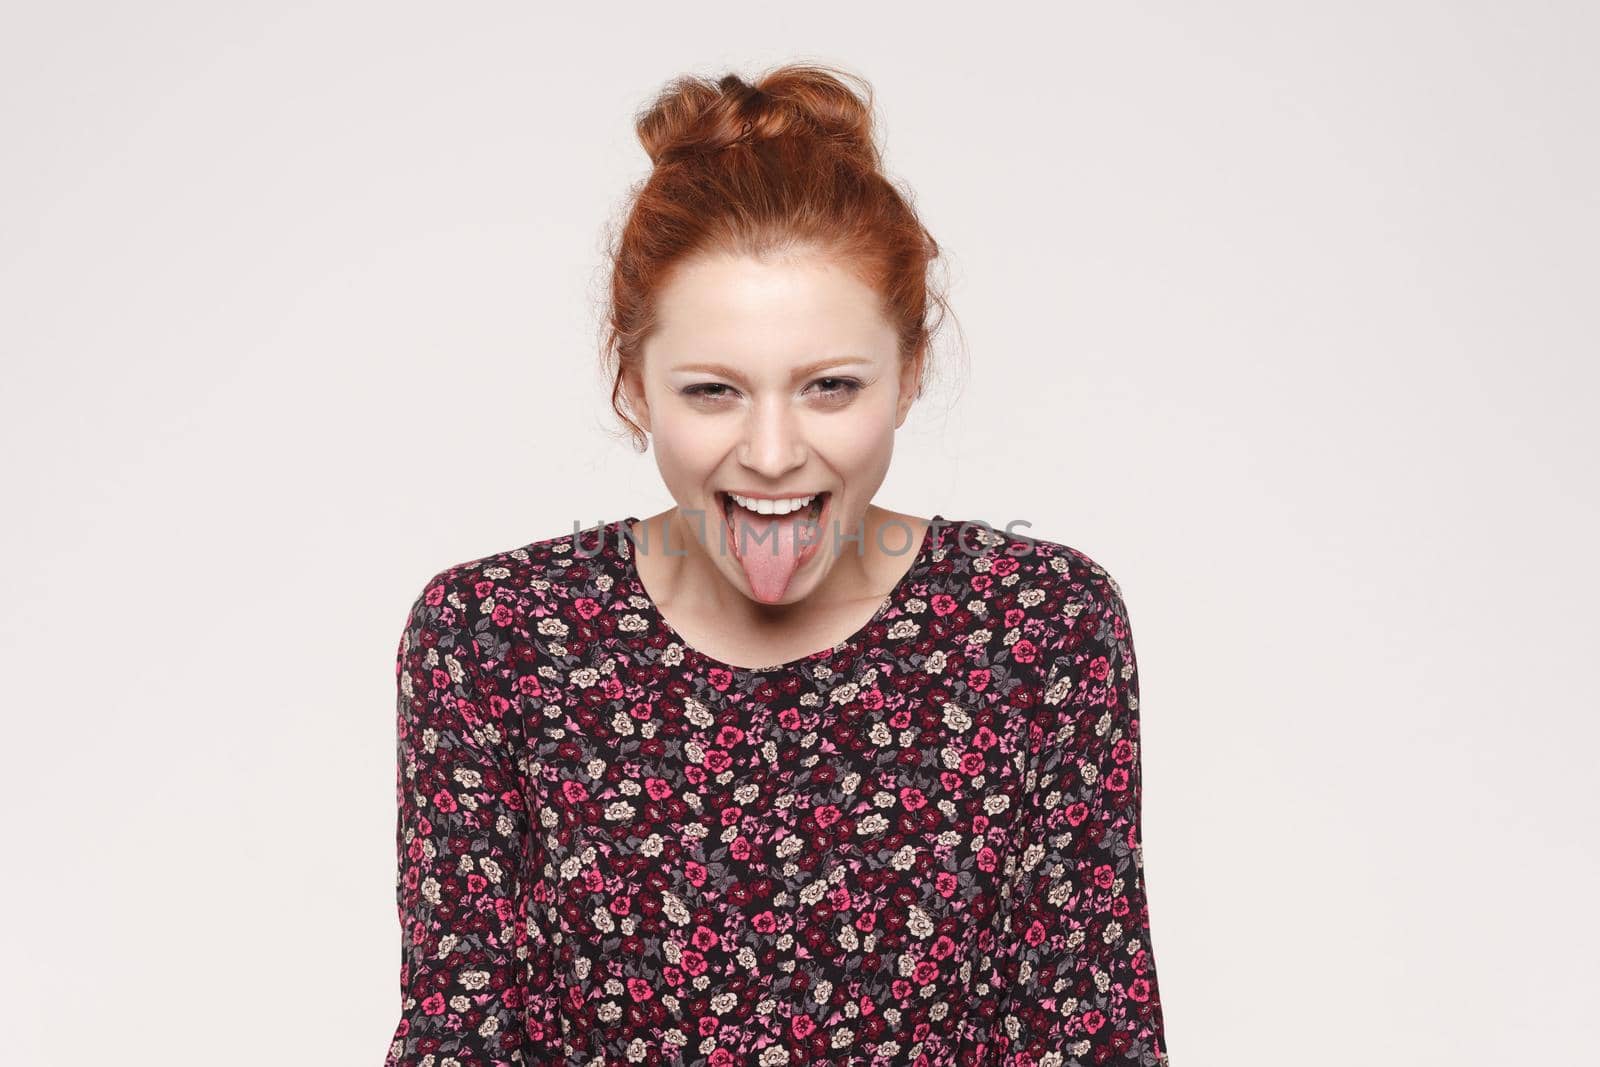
[725,496,824,602]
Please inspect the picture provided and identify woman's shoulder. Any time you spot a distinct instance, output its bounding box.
[402,520,627,620]
[928,518,1134,666]
[934,517,1127,604]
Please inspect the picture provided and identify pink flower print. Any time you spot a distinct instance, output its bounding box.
[381,522,1170,1064]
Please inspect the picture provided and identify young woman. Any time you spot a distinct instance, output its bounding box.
[384,64,1171,1066]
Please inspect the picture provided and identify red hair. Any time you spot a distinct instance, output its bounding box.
[598,62,957,452]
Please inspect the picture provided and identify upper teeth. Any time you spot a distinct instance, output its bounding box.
[727,492,819,516]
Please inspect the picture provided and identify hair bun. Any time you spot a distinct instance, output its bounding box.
[637,64,880,172]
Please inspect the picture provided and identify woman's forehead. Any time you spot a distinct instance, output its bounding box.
[649,257,897,369]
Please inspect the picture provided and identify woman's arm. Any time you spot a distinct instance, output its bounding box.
[384,572,535,1066]
[995,580,1170,1066]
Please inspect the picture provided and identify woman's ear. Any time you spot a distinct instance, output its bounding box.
[894,349,925,428]
[623,369,652,435]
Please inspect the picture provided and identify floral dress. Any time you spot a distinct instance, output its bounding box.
[384,515,1170,1066]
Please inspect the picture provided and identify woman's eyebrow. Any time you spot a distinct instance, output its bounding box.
[671,356,874,382]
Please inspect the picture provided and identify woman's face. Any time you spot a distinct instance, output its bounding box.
[626,249,919,605]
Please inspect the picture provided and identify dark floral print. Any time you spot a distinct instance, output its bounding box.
[385,516,1169,1066]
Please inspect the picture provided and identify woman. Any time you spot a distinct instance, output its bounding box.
[385,63,1170,1066]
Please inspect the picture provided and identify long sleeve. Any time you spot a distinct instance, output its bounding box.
[995,581,1170,1066]
[384,573,535,1065]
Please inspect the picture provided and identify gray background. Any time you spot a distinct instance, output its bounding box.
[2,2,1595,1062]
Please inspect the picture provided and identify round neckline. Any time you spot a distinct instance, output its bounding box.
[614,513,944,676]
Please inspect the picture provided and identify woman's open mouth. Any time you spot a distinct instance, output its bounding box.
[716,489,828,527]
[714,490,832,599]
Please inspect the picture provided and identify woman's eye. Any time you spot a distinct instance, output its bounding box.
[682,378,862,402]
[814,377,863,397]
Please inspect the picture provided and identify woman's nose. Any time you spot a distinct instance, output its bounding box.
[736,402,808,476]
